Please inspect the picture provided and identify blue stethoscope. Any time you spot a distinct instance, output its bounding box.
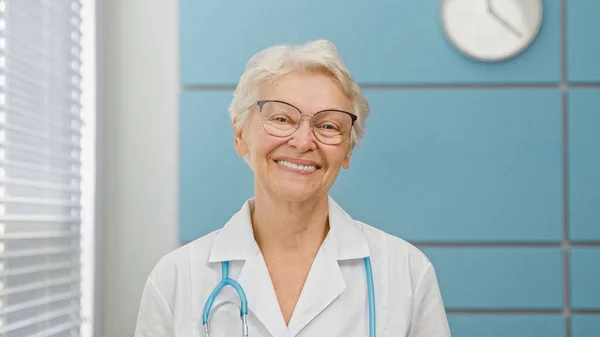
[202,257,376,337]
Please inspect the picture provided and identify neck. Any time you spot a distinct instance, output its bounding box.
[251,189,330,260]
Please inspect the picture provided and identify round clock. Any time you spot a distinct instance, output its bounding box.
[440,0,543,62]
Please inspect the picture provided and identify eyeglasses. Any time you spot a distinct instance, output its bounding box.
[257,100,357,145]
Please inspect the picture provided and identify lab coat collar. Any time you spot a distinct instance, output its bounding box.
[205,195,371,336]
[207,195,371,263]
[207,198,258,263]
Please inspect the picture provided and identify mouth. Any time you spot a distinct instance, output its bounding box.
[274,159,320,173]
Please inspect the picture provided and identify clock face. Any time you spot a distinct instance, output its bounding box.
[441,0,543,62]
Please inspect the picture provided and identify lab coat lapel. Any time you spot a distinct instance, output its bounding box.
[236,252,290,337]
[287,196,371,335]
[207,199,290,337]
[286,243,345,336]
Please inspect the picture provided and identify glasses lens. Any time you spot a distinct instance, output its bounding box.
[313,110,353,144]
[260,101,301,137]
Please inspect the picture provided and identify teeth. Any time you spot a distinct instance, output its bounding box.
[276,160,317,172]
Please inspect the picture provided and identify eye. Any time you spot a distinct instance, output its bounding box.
[318,122,340,131]
[270,114,293,124]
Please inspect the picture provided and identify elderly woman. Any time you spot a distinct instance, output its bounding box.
[134,40,451,337]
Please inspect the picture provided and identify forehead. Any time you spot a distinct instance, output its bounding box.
[259,71,352,112]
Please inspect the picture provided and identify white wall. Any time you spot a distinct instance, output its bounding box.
[97,0,180,336]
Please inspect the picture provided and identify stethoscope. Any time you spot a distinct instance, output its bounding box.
[202,257,376,337]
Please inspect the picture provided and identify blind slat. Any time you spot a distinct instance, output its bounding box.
[0,29,82,66]
[1,122,82,148]
[1,159,81,178]
[0,177,81,193]
[4,66,81,94]
[0,231,78,240]
[0,306,78,334]
[3,88,83,117]
[0,247,77,259]
[1,261,80,277]
[0,277,79,297]
[7,18,80,51]
[2,104,85,138]
[0,215,80,223]
[1,291,80,315]
[29,320,80,337]
[6,21,80,49]
[0,196,80,207]
[3,54,81,88]
[1,139,81,164]
[3,90,83,122]
[9,1,77,26]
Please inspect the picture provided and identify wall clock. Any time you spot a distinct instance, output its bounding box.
[441,0,543,62]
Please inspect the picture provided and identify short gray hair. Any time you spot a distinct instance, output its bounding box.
[228,39,370,150]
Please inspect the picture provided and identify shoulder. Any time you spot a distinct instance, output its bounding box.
[357,220,432,267]
[152,230,218,275]
[355,222,451,335]
[350,221,451,334]
[144,230,220,307]
[355,220,435,290]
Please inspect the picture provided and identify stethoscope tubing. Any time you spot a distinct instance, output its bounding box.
[202,257,376,337]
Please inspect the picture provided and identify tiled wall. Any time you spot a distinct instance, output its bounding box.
[179,1,600,336]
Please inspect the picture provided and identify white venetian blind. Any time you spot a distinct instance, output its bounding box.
[0,0,83,336]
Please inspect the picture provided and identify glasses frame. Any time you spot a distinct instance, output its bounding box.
[257,100,358,145]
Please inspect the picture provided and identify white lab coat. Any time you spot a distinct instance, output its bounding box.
[134,196,452,337]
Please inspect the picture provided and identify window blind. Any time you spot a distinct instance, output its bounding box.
[0,0,83,336]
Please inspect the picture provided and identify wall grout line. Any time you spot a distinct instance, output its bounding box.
[560,0,571,336]
[569,83,600,88]
[447,309,561,314]
[445,309,600,314]
[571,309,600,314]
[570,242,600,247]
[447,309,562,314]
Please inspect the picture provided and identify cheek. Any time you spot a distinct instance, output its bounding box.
[325,148,351,168]
[248,130,287,161]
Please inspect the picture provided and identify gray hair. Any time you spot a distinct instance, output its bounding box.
[228,40,370,155]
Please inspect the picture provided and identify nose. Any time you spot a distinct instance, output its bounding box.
[287,116,317,152]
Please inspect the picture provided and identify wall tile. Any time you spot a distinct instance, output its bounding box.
[568,89,600,241]
[570,248,600,309]
[572,315,600,337]
[331,89,563,242]
[421,247,563,309]
[180,91,254,241]
[448,314,564,337]
[567,0,600,82]
[180,0,561,85]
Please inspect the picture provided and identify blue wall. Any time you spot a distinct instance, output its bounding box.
[179,1,600,336]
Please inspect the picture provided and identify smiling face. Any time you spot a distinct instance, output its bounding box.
[233,70,355,203]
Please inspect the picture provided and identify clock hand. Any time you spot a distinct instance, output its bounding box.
[486,0,523,38]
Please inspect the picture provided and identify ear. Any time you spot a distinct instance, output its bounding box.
[233,117,249,156]
[341,146,352,169]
